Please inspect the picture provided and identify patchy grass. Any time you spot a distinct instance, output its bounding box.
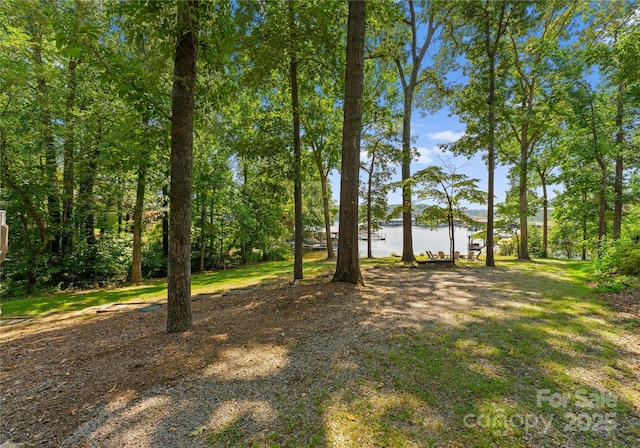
[2,257,637,447]
[197,259,638,448]
[314,260,639,448]
[0,259,328,318]
[206,421,245,447]
[0,256,399,318]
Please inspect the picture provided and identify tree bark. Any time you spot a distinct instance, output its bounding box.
[395,1,438,264]
[199,192,206,272]
[332,0,365,285]
[613,81,624,240]
[583,83,606,254]
[130,163,146,283]
[400,92,415,262]
[320,168,336,259]
[62,57,78,255]
[581,191,588,261]
[485,44,497,267]
[117,188,123,235]
[518,133,530,260]
[81,165,98,247]
[482,2,510,267]
[289,0,303,281]
[162,182,169,258]
[78,143,99,280]
[311,143,336,260]
[367,155,374,259]
[596,155,607,252]
[34,44,60,255]
[167,0,199,334]
[541,178,548,258]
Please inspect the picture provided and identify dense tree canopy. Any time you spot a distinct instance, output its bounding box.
[1,0,638,304]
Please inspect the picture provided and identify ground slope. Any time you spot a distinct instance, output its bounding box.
[1,262,638,447]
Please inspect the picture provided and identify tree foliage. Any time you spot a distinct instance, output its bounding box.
[1,0,639,305]
[414,160,485,263]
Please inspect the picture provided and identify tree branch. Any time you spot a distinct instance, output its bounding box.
[395,58,407,91]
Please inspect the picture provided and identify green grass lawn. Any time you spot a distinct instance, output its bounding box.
[0,259,326,318]
[0,255,398,318]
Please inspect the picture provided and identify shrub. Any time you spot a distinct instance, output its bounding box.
[141,239,167,278]
[528,224,544,257]
[263,241,292,261]
[64,235,132,283]
[594,205,640,288]
[598,236,640,277]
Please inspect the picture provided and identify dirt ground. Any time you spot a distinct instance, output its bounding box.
[0,264,638,447]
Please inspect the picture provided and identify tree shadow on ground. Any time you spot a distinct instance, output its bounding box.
[1,261,638,447]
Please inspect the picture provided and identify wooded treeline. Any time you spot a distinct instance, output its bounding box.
[1,0,638,298]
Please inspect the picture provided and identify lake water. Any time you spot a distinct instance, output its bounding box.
[358,225,474,257]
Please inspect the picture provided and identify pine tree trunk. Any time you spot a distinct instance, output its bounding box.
[289,0,303,281]
[167,0,199,334]
[311,143,335,260]
[332,0,365,285]
[116,173,124,235]
[62,57,77,255]
[541,180,548,258]
[613,81,624,240]
[596,155,607,254]
[200,193,206,272]
[518,134,530,260]
[401,92,415,263]
[80,148,98,280]
[396,0,437,264]
[320,170,336,259]
[581,203,588,261]
[162,183,169,259]
[482,3,510,267]
[34,45,60,255]
[367,160,373,259]
[485,47,496,267]
[130,163,145,283]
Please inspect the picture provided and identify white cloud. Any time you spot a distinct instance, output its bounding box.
[360,149,372,163]
[426,130,464,143]
[415,146,436,164]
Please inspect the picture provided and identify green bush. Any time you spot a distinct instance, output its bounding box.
[598,236,640,277]
[550,224,578,259]
[64,235,132,283]
[594,205,640,288]
[141,239,167,278]
[263,241,292,261]
[0,250,55,299]
[528,224,544,257]
[497,237,515,256]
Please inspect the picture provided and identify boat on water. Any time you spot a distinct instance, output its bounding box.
[358,232,386,241]
[309,243,338,251]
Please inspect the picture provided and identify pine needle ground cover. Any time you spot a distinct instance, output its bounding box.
[0,259,638,447]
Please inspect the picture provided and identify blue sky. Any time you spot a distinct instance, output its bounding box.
[407,108,512,208]
[327,3,607,213]
[330,107,514,211]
